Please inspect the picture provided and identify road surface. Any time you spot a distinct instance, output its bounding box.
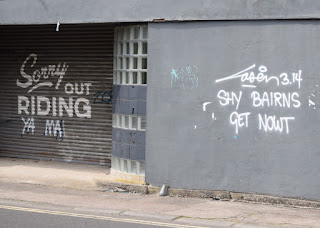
[0,203,214,228]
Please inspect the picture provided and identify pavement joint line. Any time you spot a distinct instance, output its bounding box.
[0,204,208,228]
[174,214,243,222]
[268,222,312,228]
[172,216,185,221]
[119,210,130,216]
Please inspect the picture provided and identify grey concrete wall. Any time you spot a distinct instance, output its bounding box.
[2,0,320,24]
[146,21,320,201]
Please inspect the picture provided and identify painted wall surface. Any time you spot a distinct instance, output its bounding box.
[112,85,147,161]
[146,21,320,200]
[2,0,320,24]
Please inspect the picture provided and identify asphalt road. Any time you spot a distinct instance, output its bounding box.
[0,204,209,228]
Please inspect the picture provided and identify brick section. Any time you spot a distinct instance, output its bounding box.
[112,128,146,145]
[112,84,147,162]
[113,85,146,115]
[112,141,145,161]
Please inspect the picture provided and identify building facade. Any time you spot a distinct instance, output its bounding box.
[1,0,320,201]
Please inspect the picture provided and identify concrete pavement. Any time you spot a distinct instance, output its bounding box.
[0,157,112,190]
[0,157,319,228]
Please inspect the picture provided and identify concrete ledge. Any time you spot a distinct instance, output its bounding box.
[230,192,320,208]
[96,180,148,194]
[147,186,161,195]
[163,188,320,208]
[163,188,231,200]
[98,182,320,208]
[109,168,145,185]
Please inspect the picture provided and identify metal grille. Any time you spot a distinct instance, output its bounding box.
[0,23,114,166]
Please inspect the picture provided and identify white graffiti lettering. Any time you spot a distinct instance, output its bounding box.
[37,96,51,116]
[217,90,242,110]
[44,120,64,138]
[64,82,92,95]
[18,96,30,115]
[251,91,301,108]
[18,96,91,118]
[21,117,35,135]
[216,64,302,89]
[202,102,212,111]
[17,53,69,93]
[258,114,295,134]
[74,98,91,118]
[230,111,250,134]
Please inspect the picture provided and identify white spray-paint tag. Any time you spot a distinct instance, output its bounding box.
[202,102,212,111]
[56,21,60,32]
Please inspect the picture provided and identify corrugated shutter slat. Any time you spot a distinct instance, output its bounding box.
[0,23,114,166]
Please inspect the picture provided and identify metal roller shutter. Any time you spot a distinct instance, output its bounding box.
[0,23,114,166]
